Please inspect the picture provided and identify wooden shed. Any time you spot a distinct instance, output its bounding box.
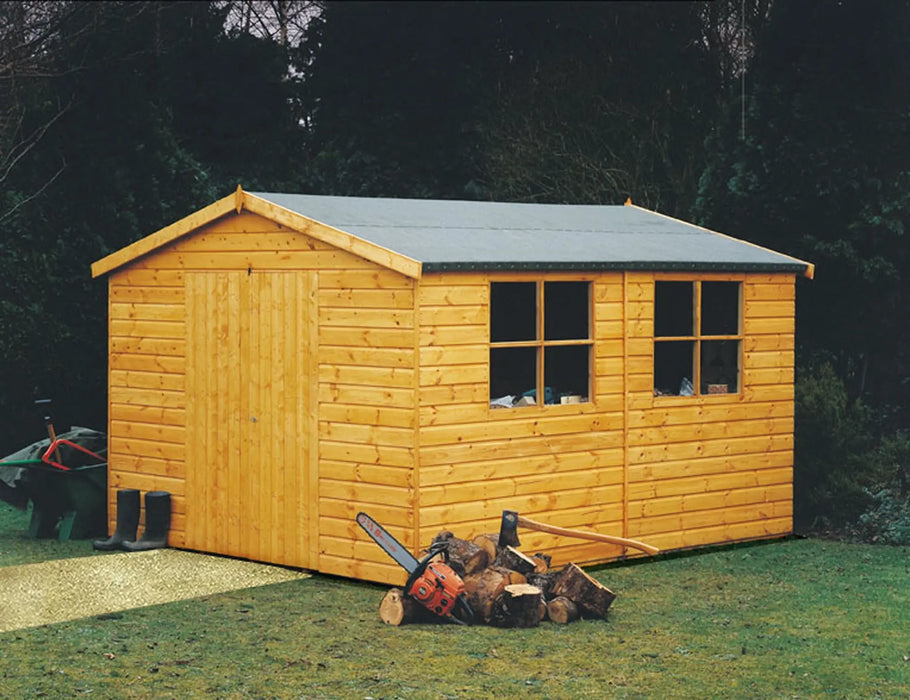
[91,187,813,585]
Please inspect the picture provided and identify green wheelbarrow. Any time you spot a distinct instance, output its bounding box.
[0,427,108,541]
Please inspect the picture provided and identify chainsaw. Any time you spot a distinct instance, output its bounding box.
[356,512,473,625]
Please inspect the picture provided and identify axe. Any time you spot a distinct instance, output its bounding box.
[498,510,659,556]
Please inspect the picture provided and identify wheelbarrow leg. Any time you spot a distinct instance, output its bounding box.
[28,501,63,538]
[28,490,67,539]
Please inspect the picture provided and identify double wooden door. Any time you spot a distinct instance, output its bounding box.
[184,271,316,567]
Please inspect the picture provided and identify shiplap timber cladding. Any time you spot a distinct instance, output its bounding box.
[94,188,811,586]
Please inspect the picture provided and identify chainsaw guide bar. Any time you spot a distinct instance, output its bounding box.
[356,512,473,625]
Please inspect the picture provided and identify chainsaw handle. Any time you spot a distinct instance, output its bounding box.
[403,541,448,593]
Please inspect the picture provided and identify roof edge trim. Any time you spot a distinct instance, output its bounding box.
[423,261,810,274]
[625,203,815,279]
[91,188,423,280]
[91,191,238,278]
[241,193,422,279]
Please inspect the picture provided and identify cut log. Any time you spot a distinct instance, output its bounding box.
[546,596,580,624]
[532,553,551,573]
[527,571,559,600]
[503,569,528,586]
[379,588,427,626]
[443,536,490,577]
[463,566,520,623]
[471,533,500,562]
[489,584,544,628]
[551,563,616,620]
[495,546,538,576]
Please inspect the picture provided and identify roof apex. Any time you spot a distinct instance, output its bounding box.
[91,187,422,279]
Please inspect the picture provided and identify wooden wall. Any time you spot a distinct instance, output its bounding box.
[106,212,417,582]
[316,265,417,583]
[624,273,794,551]
[416,272,628,567]
[413,271,794,568]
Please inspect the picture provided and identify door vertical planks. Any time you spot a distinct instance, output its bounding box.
[185,270,313,568]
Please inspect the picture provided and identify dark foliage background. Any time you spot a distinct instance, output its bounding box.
[1,0,907,539]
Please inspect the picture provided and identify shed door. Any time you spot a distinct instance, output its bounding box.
[184,271,316,567]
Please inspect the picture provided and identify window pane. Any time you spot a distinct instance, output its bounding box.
[490,346,537,402]
[491,282,537,342]
[544,345,590,403]
[544,282,589,340]
[654,281,694,337]
[701,282,740,336]
[654,340,695,396]
[701,340,740,394]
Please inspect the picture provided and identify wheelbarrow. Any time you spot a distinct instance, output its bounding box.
[0,403,108,541]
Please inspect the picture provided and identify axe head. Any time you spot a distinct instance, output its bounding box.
[498,510,521,548]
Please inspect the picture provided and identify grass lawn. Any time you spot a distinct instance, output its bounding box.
[1,502,908,698]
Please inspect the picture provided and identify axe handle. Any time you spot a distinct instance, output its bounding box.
[516,515,659,556]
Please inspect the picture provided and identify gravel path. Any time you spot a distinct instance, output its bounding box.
[0,548,309,633]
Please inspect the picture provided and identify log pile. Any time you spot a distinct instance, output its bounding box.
[377,531,616,628]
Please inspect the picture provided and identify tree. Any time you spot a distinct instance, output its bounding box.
[475,2,724,212]
[0,1,306,454]
[696,0,910,410]
[0,2,89,224]
[218,0,321,47]
[294,1,505,198]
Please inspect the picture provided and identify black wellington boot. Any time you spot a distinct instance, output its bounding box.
[122,491,171,551]
[93,489,140,551]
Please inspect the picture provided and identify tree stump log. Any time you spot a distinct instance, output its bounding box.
[489,584,544,628]
[551,563,616,619]
[527,571,559,600]
[379,588,428,626]
[446,537,490,577]
[463,566,523,623]
[546,596,580,624]
[495,545,539,576]
[471,533,500,562]
[532,553,551,573]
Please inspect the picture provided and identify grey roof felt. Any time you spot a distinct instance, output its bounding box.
[252,192,810,274]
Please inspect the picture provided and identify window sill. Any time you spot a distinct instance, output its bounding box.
[487,400,598,418]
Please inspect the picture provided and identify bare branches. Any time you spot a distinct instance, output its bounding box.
[0,156,65,226]
[0,2,82,79]
[0,97,69,184]
[698,0,774,89]
[0,1,83,198]
[217,0,322,47]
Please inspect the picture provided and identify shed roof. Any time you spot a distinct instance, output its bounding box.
[91,188,814,279]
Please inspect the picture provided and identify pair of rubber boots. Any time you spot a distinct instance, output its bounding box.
[93,489,171,551]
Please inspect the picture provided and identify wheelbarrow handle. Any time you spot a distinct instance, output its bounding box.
[41,438,105,471]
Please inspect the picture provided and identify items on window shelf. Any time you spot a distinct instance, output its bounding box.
[489,395,516,409]
[491,386,571,409]
[522,387,554,405]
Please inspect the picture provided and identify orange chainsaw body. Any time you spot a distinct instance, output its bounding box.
[407,561,465,617]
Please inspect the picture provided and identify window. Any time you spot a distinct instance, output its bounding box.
[653,280,741,396]
[490,281,591,408]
